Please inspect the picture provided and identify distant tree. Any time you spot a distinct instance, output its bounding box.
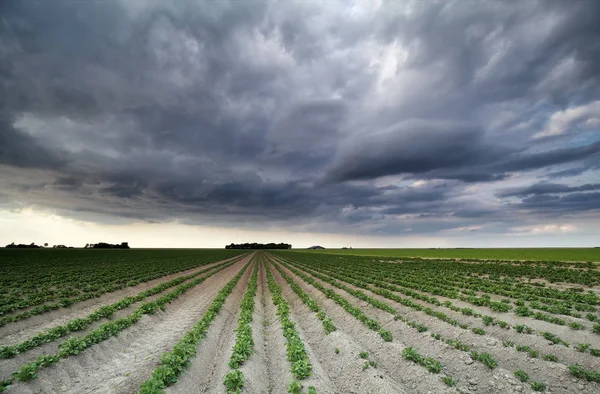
[88,242,130,249]
[6,242,41,249]
[44,243,48,247]
[225,242,291,250]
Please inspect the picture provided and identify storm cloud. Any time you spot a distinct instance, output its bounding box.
[1,0,599,240]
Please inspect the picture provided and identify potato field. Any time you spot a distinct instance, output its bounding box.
[1,249,600,393]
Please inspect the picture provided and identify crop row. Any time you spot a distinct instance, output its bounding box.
[0,249,246,317]
[1,259,247,392]
[270,254,599,390]
[0,255,244,359]
[268,259,336,335]
[138,260,252,393]
[264,260,313,391]
[0,250,247,326]
[279,252,600,350]
[223,262,259,393]
[272,257,509,371]
[270,258,392,342]
[283,252,599,313]
[283,256,591,353]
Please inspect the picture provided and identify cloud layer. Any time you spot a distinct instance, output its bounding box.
[1,0,599,241]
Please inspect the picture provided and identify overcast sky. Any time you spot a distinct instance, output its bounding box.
[1,0,599,248]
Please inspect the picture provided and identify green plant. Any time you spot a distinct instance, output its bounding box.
[542,354,558,362]
[568,365,600,383]
[359,351,369,359]
[472,327,485,335]
[515,324,533,334]
[335,347,339,354]
[502,340,514,347]
[380,329,393,342]
[531,381,547,392]
[446,339,470,351]
[223,370,244,394]
[423,357,443,373]
[514,370,529,382]
[442,375,457,387]
[308,386,317,394]
[288,380,303,394]
[569,322,585,330]
[586,313,597,322]
[402,346,444,374]
[265,264,312,380]
[542,332,568,346]
[470,351,497,369]
[576,343,591,353]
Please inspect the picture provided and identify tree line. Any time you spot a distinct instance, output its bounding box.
[84,242,130,249]
[225,243,291,250]
[5,242,130,249]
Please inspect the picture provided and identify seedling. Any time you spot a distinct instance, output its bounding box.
[442,375,457,387]
[530,381,547,392]
[223,370,244,393]
[515,324,533,334]
[569,322,585,331]
[542,354,558,362]
[288,380,303,394]
[472,327,485,335]
[514,370,529,382]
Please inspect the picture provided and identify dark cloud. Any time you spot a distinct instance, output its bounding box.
[325,121,505,183]
[1,0,599,238]
[513,192,600,214]
[0,115,65,169]
[497,182,600,198]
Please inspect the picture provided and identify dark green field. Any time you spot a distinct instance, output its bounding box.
[290,248,600,262]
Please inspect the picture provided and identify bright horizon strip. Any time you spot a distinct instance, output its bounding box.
[1,209,599,249]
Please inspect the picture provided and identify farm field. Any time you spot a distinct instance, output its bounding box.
[296,248,600,262]
[1,250,600,393]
